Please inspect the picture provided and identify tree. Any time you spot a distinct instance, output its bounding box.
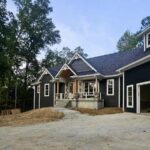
[117,16,150,52]
[0,0,20,108]
[41,49,64,68]
[59,46,88,62]
[13,0,61,88]
[117,30,139,51]
[74,46,88,58]
[41,46,88,68]
[141,16,150,30]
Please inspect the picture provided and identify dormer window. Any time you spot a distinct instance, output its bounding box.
[146,32,150,48]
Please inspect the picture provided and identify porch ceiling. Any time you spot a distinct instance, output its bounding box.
[58,69,74,78]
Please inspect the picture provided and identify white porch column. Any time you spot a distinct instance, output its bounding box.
[33,86,35,109]
[95,77,99,93]
[118,77,121,108]
[54,82,56,105]
[38,84,41,109]
[123,72,125,112]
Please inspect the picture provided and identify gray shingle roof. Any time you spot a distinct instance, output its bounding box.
[47,47,150,77]
[69,58,95,75]
[87,47,150,75]
[48,65,62,77]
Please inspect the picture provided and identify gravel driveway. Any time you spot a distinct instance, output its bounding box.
[0,108,150,150]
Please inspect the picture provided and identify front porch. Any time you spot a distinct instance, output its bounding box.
[54,64,104,109]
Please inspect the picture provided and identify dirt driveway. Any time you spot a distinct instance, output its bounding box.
[0,108,150,150]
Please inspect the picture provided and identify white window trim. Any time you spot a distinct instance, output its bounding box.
[37,85,40,94]
[146,32,150,48]
[126,85,134,108]
[44,84,50,97]
[107,79,115,96]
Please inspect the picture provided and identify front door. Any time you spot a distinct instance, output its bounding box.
[59,83,65,93]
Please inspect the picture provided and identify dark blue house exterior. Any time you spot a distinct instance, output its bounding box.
[32,27,150,113]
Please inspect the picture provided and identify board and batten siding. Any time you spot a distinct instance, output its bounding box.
[124,61,150,112]
[35,74,54,108]
[100,78,119,107]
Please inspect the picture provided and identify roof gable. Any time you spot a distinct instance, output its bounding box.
[68,53,98,75]
[69,57,96,75]
[55,64,77,77]
[37,68,54,82]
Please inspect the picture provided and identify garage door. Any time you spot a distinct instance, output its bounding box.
[137,81,150,113]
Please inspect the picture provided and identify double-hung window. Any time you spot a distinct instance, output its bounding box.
[107,79,114,96]
[127,85,134,108]
[44,84,49,96]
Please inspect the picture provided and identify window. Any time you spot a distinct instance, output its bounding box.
[107,79,114,96]
[146,33,150,48]
[84,81,96,95]
[127,85,134,108]
[37,85,40,93]
[44,84,49,96]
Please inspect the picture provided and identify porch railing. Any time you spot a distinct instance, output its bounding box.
[55,92,101,100]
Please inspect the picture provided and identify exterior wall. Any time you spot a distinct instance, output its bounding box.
[100,78,119,107]
[124,61,150,112]
[35,74,54,109]
[71,100,104,109]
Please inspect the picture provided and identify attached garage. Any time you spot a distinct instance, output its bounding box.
[136,81,150,113]
[118,56,150,113]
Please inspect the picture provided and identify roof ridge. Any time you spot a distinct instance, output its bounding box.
[87,47,141,60]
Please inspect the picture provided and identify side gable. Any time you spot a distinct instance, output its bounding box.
[68,53,99,75]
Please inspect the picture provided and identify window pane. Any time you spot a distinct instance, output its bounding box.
[45,84,49,96]
[127,86,133,107]
[89,82,94,93]
[107,79,114,95]
[84,82,88,92]
[148,34,150,45]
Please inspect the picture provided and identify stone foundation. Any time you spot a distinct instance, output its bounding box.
[71,100,104,109]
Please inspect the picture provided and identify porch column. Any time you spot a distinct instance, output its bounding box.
[33,86,35,109]
[57,80,59,94]
[54,82,56,104]
[95,77,98,92]
[75,79,78,93]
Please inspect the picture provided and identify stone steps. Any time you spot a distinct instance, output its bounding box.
[55,100,71,108]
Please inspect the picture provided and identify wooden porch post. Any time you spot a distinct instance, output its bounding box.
[95,77,98,92]
[57,80,59,94]
[76,79,78,93]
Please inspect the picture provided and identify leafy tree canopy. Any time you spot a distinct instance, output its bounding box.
[117,30,139,51]
[41,46,88,68]
[117,16,150,51]
[13,0,61,87]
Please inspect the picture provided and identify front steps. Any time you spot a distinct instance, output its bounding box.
[55,100,72,108]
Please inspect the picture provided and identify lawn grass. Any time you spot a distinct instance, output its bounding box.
[73,107,123,115]
[0,108,64,127]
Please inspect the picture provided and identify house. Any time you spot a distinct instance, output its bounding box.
[32,27,150,113]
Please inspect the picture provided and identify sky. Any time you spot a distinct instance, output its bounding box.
[7,0,150,59]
